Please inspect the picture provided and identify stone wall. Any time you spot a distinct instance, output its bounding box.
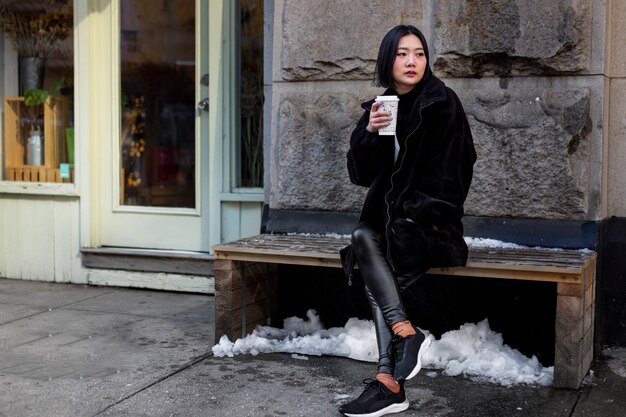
[433,0,592,77]
[606,0,626,218]
[266,0,610,222]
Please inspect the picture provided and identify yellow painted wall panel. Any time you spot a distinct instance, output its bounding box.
[0,195,81,283]
[53,198,85,283]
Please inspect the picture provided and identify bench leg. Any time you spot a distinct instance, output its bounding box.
[214,259,278,344]
[553,264,596,389]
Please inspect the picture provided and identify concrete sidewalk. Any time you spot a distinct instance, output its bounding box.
[0,278,624,417]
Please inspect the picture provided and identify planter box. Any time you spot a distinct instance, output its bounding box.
[3,96,71,183]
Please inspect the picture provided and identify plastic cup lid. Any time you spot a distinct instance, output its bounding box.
[375,95,399,101]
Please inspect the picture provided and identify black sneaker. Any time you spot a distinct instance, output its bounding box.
[392,328,431,381]
[339,379,409,417]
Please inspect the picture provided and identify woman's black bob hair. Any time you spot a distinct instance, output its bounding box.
[374,25,430,88]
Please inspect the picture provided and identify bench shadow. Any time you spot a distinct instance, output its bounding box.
[277,264,556,366]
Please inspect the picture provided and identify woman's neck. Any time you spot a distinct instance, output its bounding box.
[395,86,413,95]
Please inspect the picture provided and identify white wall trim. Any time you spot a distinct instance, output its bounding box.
[0,182,79,196]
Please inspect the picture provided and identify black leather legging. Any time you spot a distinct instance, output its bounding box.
[351,222,426,375]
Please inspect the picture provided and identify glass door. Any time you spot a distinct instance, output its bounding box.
[100,0,210,251]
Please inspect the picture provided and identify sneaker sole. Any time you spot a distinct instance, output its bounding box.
[341,399,410,417]
[405,334,432,381]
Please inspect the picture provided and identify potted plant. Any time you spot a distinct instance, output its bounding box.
[21,69,73,166]
[0,1,72,94]
[24,68,73,107]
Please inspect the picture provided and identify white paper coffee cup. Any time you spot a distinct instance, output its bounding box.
[375,95,399,136]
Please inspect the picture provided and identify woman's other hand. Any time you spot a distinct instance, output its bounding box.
[366,101,391,133]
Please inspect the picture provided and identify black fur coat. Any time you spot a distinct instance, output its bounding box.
[341,75,477,278]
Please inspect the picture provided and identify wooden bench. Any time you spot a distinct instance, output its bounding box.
[212,233,597,389]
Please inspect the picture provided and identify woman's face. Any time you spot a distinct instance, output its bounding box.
[392,34,427,95]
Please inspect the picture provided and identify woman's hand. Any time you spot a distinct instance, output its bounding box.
[366,101,391,133]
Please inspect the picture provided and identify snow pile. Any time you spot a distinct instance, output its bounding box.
[421,319,553,386]
[212,309,378,363]
[212,309,553,386]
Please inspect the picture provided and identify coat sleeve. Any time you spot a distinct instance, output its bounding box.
[403,92,477,225]
[347,109,391,187]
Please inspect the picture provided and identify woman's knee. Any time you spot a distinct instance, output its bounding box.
[351,223,377,248]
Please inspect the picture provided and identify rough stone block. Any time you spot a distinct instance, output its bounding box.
[280,0,424,81]
[434,0,592,77]
[274,91,369,211]
[459,87,592,219]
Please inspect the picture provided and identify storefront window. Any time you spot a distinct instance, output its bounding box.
[119,0,196,208]
[0,0,74,183]
[239,0,263,188]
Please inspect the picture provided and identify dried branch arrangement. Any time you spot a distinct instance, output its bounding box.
[0,2,72,58]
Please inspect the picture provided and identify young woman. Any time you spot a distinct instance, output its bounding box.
[339,25,477,417]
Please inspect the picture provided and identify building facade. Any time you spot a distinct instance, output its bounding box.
[1,0,625,347]
[0,0,263,293]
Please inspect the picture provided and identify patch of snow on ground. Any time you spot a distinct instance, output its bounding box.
[604,347,626,378]
[212,309,553,386]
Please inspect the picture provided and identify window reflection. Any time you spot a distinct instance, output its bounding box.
[1,0,74,183]
[120,0,195,207]
[239,0,263,187]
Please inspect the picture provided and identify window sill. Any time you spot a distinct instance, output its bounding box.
[0,181,79,197]
[221,190,264,202]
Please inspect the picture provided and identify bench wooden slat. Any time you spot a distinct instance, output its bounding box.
[212,234,594,262]
[214,251,343,268]
[212,234,596,284]
[429,265,582,283]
